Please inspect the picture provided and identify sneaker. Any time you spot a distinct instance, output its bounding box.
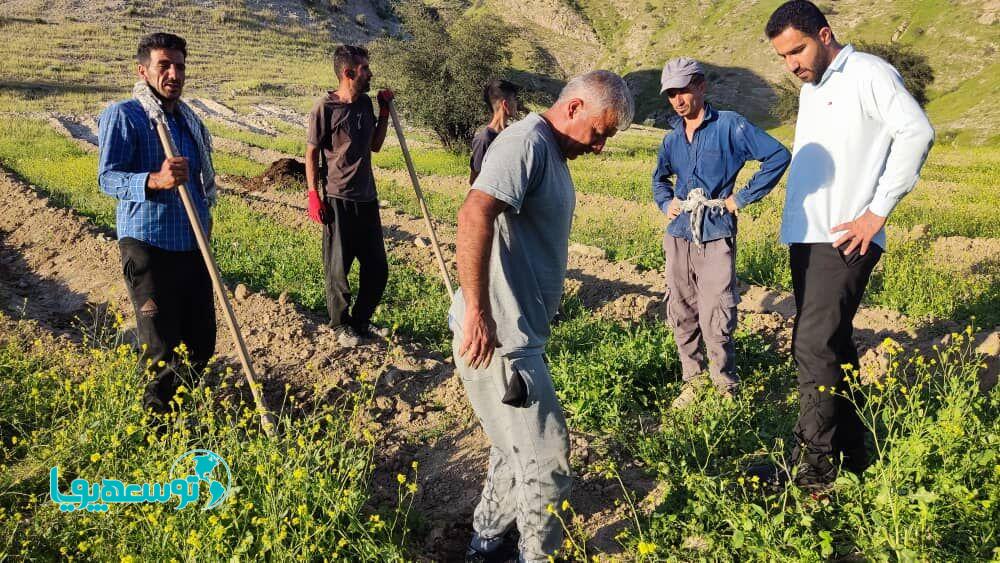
[716,385,737,400]
[333,325,363,347]
[671,377,708,409]
[353,321,389,339]
[465,529,519,563]
[793,465,836,495]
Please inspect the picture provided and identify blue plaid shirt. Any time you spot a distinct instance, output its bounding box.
[98,100,211,251]
[652,105,790,243]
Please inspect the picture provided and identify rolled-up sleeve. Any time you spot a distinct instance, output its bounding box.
[863,65,935,217]
[652,137,675,213]
[733,117,791,209]
[98,105,147,202]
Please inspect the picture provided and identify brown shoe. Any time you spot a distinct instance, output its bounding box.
[716,385,737,400]
[671,376,709,409]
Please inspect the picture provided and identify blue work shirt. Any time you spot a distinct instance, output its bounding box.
[652,104,790,243]
[98,100,211,251]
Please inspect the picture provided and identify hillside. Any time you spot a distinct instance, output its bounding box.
[1,0,995,144]
[485,0,1000,144]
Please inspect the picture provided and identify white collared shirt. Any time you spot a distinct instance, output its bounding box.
[780,44,935,249]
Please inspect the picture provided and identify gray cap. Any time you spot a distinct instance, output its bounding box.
[659,57,704,94]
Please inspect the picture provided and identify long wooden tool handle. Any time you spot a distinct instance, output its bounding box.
[386,100,455,298]
[154,122,277,437]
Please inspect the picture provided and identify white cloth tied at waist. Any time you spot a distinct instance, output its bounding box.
[676,188,727,246]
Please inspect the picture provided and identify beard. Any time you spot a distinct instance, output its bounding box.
[809,51,832,85]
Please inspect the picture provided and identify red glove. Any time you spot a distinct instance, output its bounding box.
[377,89,394,118]
[307,190,328,224]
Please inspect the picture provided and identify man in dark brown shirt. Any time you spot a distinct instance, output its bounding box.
[305,44,392,345]
[469,79,520,185]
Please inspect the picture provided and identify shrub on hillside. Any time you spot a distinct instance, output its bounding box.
[770,41,934,124]
[370,3,513,153]
[769,77,801,124]
[856,41,934,106]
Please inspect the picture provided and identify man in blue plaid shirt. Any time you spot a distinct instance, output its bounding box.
[98,32,216,415]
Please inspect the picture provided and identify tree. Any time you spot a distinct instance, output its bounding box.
[370,3,513,152]
[855,41,934,106]
[769,41,935,124]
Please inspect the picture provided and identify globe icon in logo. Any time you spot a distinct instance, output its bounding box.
[169,449,232,510]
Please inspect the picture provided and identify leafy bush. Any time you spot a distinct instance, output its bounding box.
[856,41,934,106]
[769,77,801,124]
[370,2,513,152]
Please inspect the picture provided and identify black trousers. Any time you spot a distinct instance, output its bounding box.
[789,243,882,482]
[119,238,216,414]
[321,197,388,330]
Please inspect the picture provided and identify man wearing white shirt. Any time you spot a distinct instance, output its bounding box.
[765,0,934,489]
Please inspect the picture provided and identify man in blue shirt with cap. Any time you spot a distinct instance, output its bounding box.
[653,57,790,408]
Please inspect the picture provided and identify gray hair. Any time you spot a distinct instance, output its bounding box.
[556,70,635,130]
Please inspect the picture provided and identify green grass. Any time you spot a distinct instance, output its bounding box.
[0,316,414,560]
[3,115,997,327]
[212,151,267,178]
[0,117,453,351]
[376,138,999,325]
[205,121,306,156]
[0,117,113,227]
[372,146,469,177]
[624,331,999,560]
[0,115,997,561]
[212,198,452,351]
[1,4,998,561]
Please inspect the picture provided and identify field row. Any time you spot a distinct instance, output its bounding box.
[200,115,1000,327]
[0,114,997,560]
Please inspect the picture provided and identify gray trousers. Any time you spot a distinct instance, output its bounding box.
[663,234,740,391]
[453,339,571,563]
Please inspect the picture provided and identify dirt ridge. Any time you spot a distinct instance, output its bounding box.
[0,164,660,559]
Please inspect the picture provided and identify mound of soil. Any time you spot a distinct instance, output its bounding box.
[234,158,307,193]
[262,158,306,187]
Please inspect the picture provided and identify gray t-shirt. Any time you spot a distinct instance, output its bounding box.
[448,113,575,358]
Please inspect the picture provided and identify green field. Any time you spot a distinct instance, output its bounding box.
[0,1,997,560]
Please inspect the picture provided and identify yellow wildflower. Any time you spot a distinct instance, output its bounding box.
[638,541,657,555]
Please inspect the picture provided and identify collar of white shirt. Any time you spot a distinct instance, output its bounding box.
[817,44,855,87]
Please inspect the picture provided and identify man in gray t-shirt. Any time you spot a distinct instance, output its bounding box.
[451,71,633,563]
[448,112,573,356]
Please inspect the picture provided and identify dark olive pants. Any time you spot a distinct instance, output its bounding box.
[321,197,388,330]
[119,238,216,414]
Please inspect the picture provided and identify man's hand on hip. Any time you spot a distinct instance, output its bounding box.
[724,194,739,216]
[460,305,500,369]
[666,198,682,221]
[147,157,188,190]
[831,209,886,256]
